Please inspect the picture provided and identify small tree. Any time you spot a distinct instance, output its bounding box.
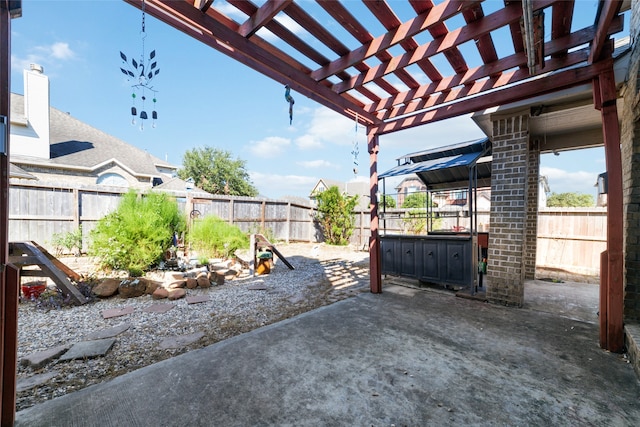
[380,195,396,209]
[89,191,186,276]
[314,186,358,245]
[401,192,432,234]
[402,192,431,209]
[178,146,258,196]
[547,192,594,207]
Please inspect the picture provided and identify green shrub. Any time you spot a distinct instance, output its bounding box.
[314,185,358,246]
[189,215,248,258]
[89,191,186,276]
[51,226,83,256]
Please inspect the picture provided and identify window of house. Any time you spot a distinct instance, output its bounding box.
[97,173,129,187]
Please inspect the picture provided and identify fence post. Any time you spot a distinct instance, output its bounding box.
[261,200,266,230]
[228,197,234,225]
[286,202,291,244]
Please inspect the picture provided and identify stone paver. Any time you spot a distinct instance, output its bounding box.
[185,295,209,304]
[16,371,60,393]
[248,283,268,290]
[101,306,135,319]
[85,323,131,340]
[20,345,70,369]
[59,338,116,361]
[142,303,175,313]
[158,332,205,350]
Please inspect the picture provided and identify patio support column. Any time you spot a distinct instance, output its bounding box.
[368,129,381,293]
[594,67,624,353]
[487,113,530,307]
[1,1,19,424]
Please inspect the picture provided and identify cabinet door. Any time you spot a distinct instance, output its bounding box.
[381,238,396,275]
[445,241,467,284]
[421,242,439,281]
[400,241,416,277]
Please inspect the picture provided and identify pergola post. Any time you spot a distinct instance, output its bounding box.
[1,1,20,424]
[368,130,381,294]
[594,67,624,353]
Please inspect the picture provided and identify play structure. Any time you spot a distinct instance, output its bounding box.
[8,241,87,304]
[250,234,294,276]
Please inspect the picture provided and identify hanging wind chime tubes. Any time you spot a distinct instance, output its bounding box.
[119,0,160,130]
[351,113,360,176]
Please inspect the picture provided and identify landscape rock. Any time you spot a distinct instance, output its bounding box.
[167,280,186,289]
[168,288,186,300]
[185,277,198,289]
[145,280,162,295]
[196,272,210,288]
[92,278,120,298]
[215,272,225,286]
[118,278,148,298]
[152,287,169,299]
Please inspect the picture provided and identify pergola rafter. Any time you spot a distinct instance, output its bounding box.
[123,0,625,130]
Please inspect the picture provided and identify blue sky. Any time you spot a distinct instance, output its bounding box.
[9,0,626,201]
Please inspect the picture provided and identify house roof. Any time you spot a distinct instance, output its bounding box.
[10,93,176,179]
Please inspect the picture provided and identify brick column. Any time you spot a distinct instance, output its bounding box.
[487,114,530,306]
[525,139,540,279]
[622,0,640,321]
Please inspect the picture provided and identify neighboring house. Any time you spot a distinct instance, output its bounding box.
[309,178,370,211]
[394,176,426,207]
[9,64,180,189]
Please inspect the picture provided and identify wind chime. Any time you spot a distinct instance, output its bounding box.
[119,0,160,130]
[351,113,360,176]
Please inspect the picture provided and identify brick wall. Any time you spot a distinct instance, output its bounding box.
[487,114,530,306]
[525,139,540,279]
[622,0,640,321]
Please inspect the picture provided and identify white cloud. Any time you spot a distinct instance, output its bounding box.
[49,42,74,60]
[540,166,598,194]
[12,41,76,72]
[294,107,355,150]
[297,159,336,169]
[248,136,291,158]
[249,171,318,198]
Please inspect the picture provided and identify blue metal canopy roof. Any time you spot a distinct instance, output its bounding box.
[380,138,491,190]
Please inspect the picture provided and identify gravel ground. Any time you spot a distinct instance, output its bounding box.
[16,242,370,412]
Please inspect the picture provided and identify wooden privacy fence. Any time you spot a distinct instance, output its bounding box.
[7,181,320,254]
[8,181,606,276]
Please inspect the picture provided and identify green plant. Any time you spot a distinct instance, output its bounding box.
[189,215,249,258]
[402,209,428,235]
[314,185,358,246]
[51,226,83,256]
[380,195,396,209]
[89,190,186,276]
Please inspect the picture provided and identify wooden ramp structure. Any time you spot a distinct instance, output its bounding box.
[9,241,88,304]
[252,234,295,271]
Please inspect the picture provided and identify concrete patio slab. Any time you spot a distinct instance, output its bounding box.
[14,285,640,426]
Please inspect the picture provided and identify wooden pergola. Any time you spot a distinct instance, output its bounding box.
[0,0,629,422]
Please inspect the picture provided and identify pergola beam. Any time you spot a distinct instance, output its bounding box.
[238,0,291,38]
[375,56,614,135]
[124,0,380,125]
[330,0,554,95]
[310,0,482,82]
[589,0,623,63]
